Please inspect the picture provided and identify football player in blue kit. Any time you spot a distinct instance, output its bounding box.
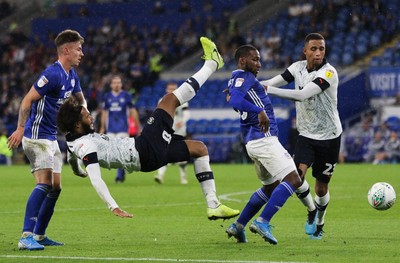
[99,75,142,183]
[225,44,302,245]
[7,29,87,250]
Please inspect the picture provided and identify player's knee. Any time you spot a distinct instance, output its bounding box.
[286,170,302,189]
[188,141,208,158]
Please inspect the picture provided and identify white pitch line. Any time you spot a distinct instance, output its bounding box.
[0,191,251,215]
[218,191,252,202]
[0,255,311,263]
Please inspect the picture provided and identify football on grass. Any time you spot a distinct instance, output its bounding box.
[367,182,396,210]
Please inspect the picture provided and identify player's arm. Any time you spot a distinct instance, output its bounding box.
[67,151,88,178]
[7,86,41,149]
[266,78,328,101]
[260,74,289,87]
[99,109,108,134]
[82,152,133,218]
[129,108,142,134]
[229,89,269,133]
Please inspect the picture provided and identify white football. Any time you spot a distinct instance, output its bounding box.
[367,182,396,210]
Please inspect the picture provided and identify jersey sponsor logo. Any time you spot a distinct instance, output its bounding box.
[235,78,244,87]
[325,69,334,79]
[37,76,48,88]
[71,79,75,87]
[162,130,172,144]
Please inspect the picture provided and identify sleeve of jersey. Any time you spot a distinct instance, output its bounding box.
[267,82,322,101]
[229,89,263,113]
[260,73,289,87]
[85,162,119,211]
[33,70,59,97]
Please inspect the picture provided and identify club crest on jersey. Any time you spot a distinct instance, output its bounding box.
[71,79,75,87]
[325,69,334,79]
[147,117,154,125]
[235,78,244,87]
[37,76,48,88]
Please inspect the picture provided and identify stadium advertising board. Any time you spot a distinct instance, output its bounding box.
[368,67,400,97]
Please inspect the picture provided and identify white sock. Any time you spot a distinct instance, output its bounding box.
[296,180,316,211]
[315,191,330,225]
[173,61,216,105]
[194,156,220,208]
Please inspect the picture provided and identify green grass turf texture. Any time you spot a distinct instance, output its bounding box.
[0,163,398,263]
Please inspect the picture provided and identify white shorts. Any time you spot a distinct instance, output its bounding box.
[22,137,63,173]
[245,136,296,185]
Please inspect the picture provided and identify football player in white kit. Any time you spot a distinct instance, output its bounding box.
[262,33,342,240]
[57,37,240,221]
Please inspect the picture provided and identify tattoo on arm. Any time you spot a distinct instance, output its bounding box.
[18,108,31,129]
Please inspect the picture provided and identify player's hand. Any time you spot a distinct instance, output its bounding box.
[112,207,133,218]
[223,88,230,102]
[258,111,270,133]
[7,128,24,149]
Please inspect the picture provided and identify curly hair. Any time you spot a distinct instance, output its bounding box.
[57,96,84,133]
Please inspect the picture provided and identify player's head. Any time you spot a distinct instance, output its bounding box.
[303,33,325,70]
[57,96,94,135]
[234,44,261,77]
[110,75,123,92]
[165,82,178,94]
[55,29,84,68]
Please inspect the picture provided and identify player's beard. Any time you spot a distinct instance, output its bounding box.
[82,122,95,134]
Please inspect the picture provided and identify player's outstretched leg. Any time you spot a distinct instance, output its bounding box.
[200,36,224,69]
[171,37,224,107]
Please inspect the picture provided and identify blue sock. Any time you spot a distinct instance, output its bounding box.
[34,189,61,235]
[259,181,295,223]
[22,184,51,233]
[116,168,125,180]
[237,188,269,227]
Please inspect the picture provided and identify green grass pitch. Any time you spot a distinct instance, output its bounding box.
[0,163,399,263]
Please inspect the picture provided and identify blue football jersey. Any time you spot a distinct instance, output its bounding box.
[228,69,278,143]
[103,90,134,133]
[24,61,82,140]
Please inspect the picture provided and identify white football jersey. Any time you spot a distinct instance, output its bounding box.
[287,60,342,140]
[173,102,189,136]
[66,133,140,173]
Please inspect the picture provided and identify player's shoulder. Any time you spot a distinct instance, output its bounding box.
[287,60,307,75]
[232,69,251,78]
[318,62,338,81]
